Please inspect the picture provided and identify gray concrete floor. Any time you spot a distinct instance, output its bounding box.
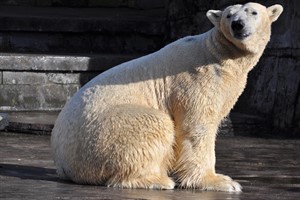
[0,132,300,200]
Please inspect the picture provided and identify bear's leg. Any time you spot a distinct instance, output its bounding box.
[174,123,241,192]
[98,105,175,189]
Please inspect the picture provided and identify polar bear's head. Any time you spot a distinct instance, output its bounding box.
[206,2,283,53]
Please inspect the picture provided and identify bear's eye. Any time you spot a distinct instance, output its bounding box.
[226,14,231,18]
[252,11,258,15]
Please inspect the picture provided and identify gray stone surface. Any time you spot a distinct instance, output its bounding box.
[3,71,97,87]
[237,55,300,134]
[0,53,140,112]
[0,3,165,121]
[0,113,9,130]
[1,133,300,199]
[0,84,79,111]
[1,71,89,111]
[3,72,81,85]
[6,111,57,134]
[0,53,139,71]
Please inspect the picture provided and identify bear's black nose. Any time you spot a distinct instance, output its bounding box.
[231,20,245,32]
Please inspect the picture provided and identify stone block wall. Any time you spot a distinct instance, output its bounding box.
[0,54,140,111]
[0,4,165,112]
[0,1,167,134]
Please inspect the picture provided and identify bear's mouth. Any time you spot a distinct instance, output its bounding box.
[233,32,251,40]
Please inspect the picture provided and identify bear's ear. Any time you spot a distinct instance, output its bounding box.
[206,10,223,28]
[267,4,283,22]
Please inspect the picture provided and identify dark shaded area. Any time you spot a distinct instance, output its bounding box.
[0,164,58,182]
[1,133,300,199]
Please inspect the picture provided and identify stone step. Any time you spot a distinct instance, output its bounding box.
[0,53,142,111]
[0,113,9,130]
[0,84,80,111]
[0,6,166,54]
[0,53,140,72]
[4,111,58,135]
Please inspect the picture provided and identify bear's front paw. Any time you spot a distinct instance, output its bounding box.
[201,173,242,192]
[179,172,242,192]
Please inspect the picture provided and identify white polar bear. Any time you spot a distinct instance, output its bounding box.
[51,2,283,192]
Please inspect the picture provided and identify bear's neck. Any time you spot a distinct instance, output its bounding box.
[206,28,265,75]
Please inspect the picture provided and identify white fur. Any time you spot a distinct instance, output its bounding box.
[51,2,283,191]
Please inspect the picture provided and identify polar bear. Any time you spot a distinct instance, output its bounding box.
[51,2,283,192]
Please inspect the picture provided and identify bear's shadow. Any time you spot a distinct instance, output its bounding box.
[0,163,60,182]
